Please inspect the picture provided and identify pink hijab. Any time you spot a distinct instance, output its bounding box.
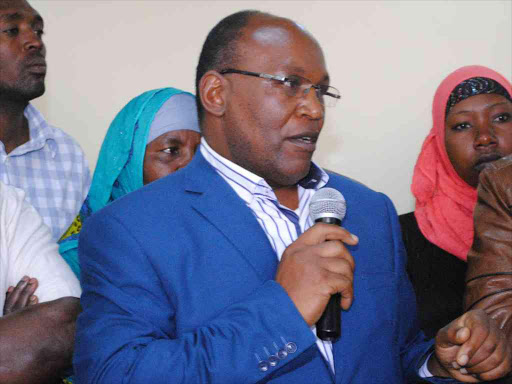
[412,65,512,261]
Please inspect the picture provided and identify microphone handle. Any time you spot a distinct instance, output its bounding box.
[315,216,342,341]
[316,293,341,341]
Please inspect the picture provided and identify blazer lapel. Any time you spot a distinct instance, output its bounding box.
[183,151,278,281]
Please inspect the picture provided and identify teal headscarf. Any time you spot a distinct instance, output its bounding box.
[59,87,197,278]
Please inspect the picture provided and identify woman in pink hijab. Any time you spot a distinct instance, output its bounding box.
[399,65,512,338]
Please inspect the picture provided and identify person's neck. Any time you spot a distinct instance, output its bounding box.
[0,99,30,154]
[274,185,299,210]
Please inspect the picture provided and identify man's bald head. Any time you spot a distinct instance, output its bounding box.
[196,10,328,188]
[195,10,314,123]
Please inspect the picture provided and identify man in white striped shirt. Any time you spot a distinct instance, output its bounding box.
[193,10,510,382]
[75,10,511,384]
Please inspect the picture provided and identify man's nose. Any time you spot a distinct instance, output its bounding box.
[23,30,44,52]
[297,87,324,120]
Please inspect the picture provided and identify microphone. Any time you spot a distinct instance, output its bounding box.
[309,187,347,341]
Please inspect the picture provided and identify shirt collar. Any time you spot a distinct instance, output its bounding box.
[15,104,58,157]
[200,137,328,197]
[299,160,328,190]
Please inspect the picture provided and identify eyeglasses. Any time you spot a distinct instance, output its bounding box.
[219,68,341,107]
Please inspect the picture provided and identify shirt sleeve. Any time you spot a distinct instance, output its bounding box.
[419,352,435,377]
[5,185,81,302]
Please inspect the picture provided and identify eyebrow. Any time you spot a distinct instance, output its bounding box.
[319,74,330,84]
[283,65,330,83]
[152,136,183,147]
[0,12,43,24]
[452,101,512,116]
[0,12,22,22]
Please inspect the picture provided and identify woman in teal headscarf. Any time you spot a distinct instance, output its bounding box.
[59,88,201,279]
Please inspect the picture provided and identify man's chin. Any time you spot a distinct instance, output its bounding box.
[18,76,46,100]
[0,82,45,102]
[267,165,311,189]
[25,84,45,101]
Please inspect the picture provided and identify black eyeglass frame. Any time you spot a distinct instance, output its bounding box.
[219,68,341,106]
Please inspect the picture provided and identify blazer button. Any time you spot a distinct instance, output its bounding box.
[258,361,269,372]
[277,349,288,359]
[285,342,297,354]
[268,355,279,367]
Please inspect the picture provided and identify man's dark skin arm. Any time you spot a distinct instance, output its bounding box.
[0,297,80,384]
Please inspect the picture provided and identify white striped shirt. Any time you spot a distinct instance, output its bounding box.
[200,138,336,372]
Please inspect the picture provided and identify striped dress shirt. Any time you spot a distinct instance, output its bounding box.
[200,138,336,372]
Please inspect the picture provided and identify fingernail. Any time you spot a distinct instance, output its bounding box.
[351,234,359,242]
[21,276,29,282]
[458,354,469,366]
[452,361,460,369]
[459,368,468,375]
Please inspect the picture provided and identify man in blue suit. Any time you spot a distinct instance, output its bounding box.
[74,10,511,384]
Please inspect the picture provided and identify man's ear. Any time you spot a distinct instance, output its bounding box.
[199,70,227,117]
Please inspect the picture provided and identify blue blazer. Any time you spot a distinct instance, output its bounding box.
[74,151,456,384]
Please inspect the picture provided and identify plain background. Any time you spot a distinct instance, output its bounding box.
[30,0,512,214]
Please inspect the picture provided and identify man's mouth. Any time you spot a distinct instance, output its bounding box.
[287,133,319,151]
[25,57,47,75]
[27,65,47,75]
[296,136,316,144]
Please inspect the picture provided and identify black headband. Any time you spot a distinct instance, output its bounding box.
[446,77,512,117]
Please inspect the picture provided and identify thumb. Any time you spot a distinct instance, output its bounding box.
[437,321,471,349]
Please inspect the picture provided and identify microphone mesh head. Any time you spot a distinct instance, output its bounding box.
[309,188,346,222]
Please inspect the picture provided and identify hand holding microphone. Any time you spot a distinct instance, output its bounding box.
[275,188,357,339]
[309,188,348,341]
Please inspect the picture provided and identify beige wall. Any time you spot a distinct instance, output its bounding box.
[30,0,512,214]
